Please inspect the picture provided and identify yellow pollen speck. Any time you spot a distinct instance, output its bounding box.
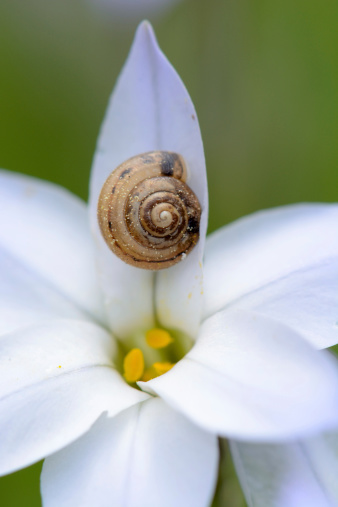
[58,365,61,369]
[146,328,173,349]
[123,348,144,383]
[188,292,192,299]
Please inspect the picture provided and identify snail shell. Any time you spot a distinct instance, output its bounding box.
[97,151,201,270]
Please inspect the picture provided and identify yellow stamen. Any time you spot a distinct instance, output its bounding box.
[146,328,173,349]
[123,348,144,383]
[141,366,158,382]
[153,362,174,375]
[141,361,174,382]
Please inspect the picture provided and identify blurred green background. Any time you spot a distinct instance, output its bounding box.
[0,0,337,505]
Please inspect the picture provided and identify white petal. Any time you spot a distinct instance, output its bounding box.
[305,430,338,504]
[89,22,208,339]
[141,308,338,441]
[230,435,338,507]
[41,398,218,507]
[230,260,338,350]
[203,204,338,348]
[0,247,90,336]
[0,170,105,324]
[0,319,115,393]
[0,319,147,475]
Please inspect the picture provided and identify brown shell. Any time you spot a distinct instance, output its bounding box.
[97,151,201,270]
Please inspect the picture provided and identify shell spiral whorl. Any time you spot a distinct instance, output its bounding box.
[97,151,201,270]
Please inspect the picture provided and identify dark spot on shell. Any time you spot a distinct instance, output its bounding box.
[141,155,154,164]
[120,168,132,179]
[161,152,179,176]
[111,186,115,194]
[187,216,200,234]
[108,221,112,229]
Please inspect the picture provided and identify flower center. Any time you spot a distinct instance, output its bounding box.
[121,327,191,384]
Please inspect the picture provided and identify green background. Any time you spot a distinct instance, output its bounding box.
[0,0,337,505]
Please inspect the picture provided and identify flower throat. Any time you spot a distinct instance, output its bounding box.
[118,327,193,384]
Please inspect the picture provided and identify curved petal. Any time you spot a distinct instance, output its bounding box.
[140,308,338,441]
[89,22,208,340]
[41,398,218,507]
[0,247,90,336]
[0,319,147,475]
[305,430,338,504]
[0,170,105,324]
[203,204,338,348]
[230,435,338,507]
[227,260,338,350]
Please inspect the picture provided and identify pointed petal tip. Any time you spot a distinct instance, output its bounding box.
[134,20,158,48]
[137,19,153,32]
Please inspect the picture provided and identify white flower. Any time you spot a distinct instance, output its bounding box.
[0,21,338,507]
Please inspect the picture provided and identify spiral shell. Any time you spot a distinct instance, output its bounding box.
[97,151,201,270]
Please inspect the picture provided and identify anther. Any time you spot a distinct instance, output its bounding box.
[146,328,173,349]
[123,348,144,383]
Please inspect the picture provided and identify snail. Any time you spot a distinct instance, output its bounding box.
[97,151,201,270]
